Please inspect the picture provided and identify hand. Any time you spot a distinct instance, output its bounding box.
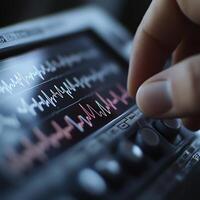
[128,0,200,130]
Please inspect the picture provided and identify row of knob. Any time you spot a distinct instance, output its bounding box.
[71,119,182,199]
[0,119,183,200]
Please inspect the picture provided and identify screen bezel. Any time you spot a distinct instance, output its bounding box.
[0,6,132,61]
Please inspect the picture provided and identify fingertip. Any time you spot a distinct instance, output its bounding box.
[136,83,156,117]
[136,81,173,117]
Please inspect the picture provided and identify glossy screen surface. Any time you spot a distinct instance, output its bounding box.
[0,31,134,174]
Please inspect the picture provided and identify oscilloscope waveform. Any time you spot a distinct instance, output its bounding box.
[0,49,99,95]
[7,85,131,172]
[17,64,120,116]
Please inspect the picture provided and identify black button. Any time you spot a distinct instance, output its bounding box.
[76,168,107,199]
[163,119,181,129]
[95,158,123,187]
[136,127,161,158]
[155,119,182,142]
[118,140,145,172]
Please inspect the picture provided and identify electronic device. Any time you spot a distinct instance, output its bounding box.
[0,6,200,200]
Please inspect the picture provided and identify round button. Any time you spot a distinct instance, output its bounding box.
[137,128,160,147]
[118,140,145,172]
[136,128,161,157]
[155,119,182,142]
[77,168,107,198]
[95,158,123,186]
[163,119,182,130]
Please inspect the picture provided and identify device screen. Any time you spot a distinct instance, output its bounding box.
[0,30,134,174]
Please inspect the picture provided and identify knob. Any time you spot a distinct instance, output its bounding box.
[155,119,182,142]
[118,140,145,172]
[76,168,107,199]
[136,127,161,158]
[95,158,124,187]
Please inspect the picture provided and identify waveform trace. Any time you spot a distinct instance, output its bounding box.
[6,85,131,172]
[17,64,119,116]
[0,49,99,95]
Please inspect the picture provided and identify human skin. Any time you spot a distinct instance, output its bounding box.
[127,0,200,130]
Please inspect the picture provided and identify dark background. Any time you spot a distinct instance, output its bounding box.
[0,0,151,34]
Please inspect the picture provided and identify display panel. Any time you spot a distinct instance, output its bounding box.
[0,31,134,174]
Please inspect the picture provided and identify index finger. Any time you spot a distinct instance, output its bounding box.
[127,0,188,96]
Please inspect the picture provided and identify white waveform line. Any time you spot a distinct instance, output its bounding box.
[0,49,99,95]
[17,64,120,116]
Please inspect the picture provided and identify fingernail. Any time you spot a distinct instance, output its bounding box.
[136,81,173,116]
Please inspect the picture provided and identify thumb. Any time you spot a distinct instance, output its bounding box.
[136,54,200,118]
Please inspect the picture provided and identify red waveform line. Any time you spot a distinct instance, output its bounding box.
[17,64,119,116]
[65,85,129,132]
[6,85,131,173]
[6,119,74,172]
[0,49,99,95]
